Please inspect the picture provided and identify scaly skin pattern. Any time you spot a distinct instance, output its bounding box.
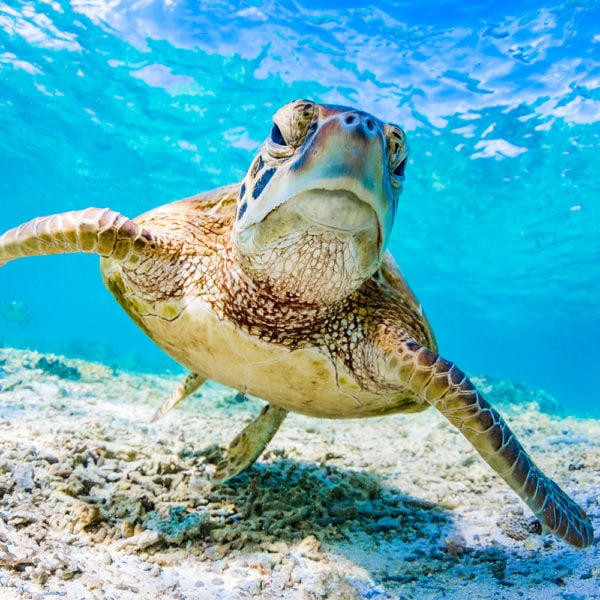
[376,339,594,548]
[0,101,593,548]
[0,208,169,269]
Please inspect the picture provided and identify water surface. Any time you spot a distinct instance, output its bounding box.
[1,0,599,414]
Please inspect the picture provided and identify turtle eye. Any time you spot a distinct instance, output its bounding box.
[393,157,407,178]
[267,100,317,160]
[270,124,287,146]
[266,121,296,159]
[384,123,408,184]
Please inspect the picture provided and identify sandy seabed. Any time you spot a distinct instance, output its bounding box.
[0,347,598,600]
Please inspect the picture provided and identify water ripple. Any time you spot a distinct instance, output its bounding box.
[0,0,598,411]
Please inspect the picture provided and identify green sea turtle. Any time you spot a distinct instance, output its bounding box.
[0,100,593,548]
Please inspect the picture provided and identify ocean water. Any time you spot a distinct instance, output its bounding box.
[0,0,598,416]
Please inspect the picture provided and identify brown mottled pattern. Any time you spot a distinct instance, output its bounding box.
[220,245,435,388]
[123,188,434,381]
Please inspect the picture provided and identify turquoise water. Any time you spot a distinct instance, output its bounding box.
[0,1,599,415]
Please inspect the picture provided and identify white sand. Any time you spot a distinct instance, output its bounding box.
[0,348,598,599]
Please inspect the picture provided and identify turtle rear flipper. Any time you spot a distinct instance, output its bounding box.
[151,372,206,423]
[393,341,593,548]
[213,404,288,481]
[0,208,166,269]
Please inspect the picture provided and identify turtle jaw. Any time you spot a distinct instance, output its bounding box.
[294,188,380,234]
[234,188,381,306]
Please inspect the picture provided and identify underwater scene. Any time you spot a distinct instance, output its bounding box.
[0,1,599,599]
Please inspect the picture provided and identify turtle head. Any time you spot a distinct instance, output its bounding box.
[232,99,408,306]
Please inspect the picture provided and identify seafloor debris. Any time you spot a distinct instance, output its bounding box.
[498,513,543,541]
[0,347,598,599]
[32,356,82,381]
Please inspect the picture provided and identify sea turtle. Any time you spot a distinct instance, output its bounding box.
[0,100,593,548]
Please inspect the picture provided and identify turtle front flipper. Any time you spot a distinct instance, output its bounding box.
[151,372,206,423]
[213,404,288,481]
[389,340,593,548]
[0,208,167,270]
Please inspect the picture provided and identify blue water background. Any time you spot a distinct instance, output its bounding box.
[0,1,599,415]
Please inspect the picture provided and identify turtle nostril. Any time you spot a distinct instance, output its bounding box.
[342,113,377,136]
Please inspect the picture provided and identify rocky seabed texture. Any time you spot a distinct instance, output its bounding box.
[0,348,598,599]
